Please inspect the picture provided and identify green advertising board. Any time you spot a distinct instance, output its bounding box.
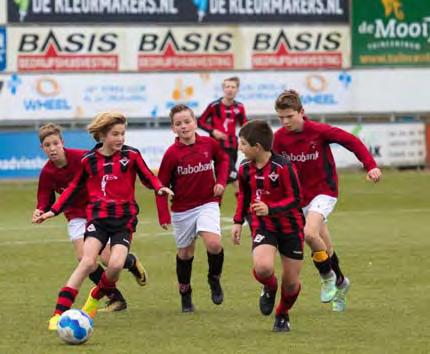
[352,0,430,66]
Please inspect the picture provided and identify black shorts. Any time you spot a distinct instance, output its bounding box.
[225,148,238,183]
[252,229,304,260]
[84,216,137,250]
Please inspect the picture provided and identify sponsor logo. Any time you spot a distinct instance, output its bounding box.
[292,250,303,255]
[16,30,119,71]
[122,238,130,244]
[137,30,234,71]
[252,29,343,69]
[87,223,96,232]
[303,74,339,105]
[7,73,22,95]
[177,162,213,175]
[282,151,319,162]
[254,233,265,243]
[101,174,118,196]
[268,171,279,182]
[166,78,199,109]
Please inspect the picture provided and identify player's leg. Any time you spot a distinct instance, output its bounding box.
[197,202,224,305]
[177,242,196,312]
[320,224,350,311]
[252,233,278,316]
[273,233,303,332]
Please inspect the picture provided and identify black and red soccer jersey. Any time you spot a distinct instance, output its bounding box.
[273,117,377,206]
[233,153,304,237]
[156,134,229,224]
[198,98,247,150]
[50,144,163,221]
[37,148,87,221]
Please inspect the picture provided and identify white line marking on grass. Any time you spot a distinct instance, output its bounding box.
[0,239,68,246]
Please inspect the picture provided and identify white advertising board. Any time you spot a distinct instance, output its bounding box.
[0,0,5,24]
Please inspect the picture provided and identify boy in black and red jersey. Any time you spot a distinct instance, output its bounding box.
[33,123,149,315]
[232,120,304,333]
[34,113,173,330]
[273,90,382,312]
[198,77,247,197]
[157,104,229,312]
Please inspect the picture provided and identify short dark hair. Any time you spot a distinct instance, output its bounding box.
[239,120,273,151]
[169,104,195,124]
[275,90,303,112]
[223,76,240,88]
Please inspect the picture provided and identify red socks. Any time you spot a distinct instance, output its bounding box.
[54,286,78,315]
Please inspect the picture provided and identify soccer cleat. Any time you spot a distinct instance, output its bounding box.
[81,288,100,319]
[320,272,337,303]
[332,277,350,312]
[180,291,195,313]
[48,314,60,331]
[273,313,291,332]
[259,286,277,316]
[208,276,224,305]
[128,253,148,286]
[98,299,127,313]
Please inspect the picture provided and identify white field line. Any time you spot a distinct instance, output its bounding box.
[1,208,429,246]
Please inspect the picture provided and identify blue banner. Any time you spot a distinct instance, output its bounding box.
[0,27,6,71]
[0,131,94,179]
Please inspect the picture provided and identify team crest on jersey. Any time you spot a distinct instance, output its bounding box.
[87,224,96,232]
[268,172,279,182]
[119,157,129,167]
[233,107,240,114]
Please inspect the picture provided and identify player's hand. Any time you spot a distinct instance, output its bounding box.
[213,183,225,197]
[33,211,55,224]
[160,223,170,230]
[231,224,242,245]
[251,201,269,216]
[32,209,43,223]
[158,187,174,197]
[367,168,382,183]
[212,129,227,141]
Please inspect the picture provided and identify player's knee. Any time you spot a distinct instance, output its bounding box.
[283,281,300,293]
[206,240,222,254]
[304,228,319,243]
[80,257,98,273]
[254,263,274,279]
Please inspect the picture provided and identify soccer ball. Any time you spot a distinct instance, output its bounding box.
[57,309,94,345]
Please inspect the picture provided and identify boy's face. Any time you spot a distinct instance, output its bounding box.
[171,110,197,141]
[239,136,258,160]
[222,81,239,101]
[102,123,126,153]
[41,134,65,163]
[276,108,304,132]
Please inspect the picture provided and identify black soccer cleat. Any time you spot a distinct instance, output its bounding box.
[273,313,291,333]
[208,276,224,305]
[180,291,195,313]
[259,286,277,316]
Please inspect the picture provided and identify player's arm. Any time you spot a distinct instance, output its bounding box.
[323,125,381,182]
[266,163,302,215]
[33,169,56,222]
[197,104,215,134]
[155,152,175,228]
[232,166,251,244]
[212,139,229,196]
[237,104,247,127]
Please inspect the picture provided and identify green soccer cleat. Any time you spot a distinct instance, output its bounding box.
[82,288,100,319]
[320,272,337,303]
[48,314,60,331]
[332,277,350,312]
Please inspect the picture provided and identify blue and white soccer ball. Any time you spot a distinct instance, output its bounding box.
[57,309,94,345]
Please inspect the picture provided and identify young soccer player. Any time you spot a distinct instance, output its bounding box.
[272,90,382,311]
[198,76,247,197]
[156,104,229,312]
[33,123,149,313]
[33,114,173,330]
[232,120,304,332]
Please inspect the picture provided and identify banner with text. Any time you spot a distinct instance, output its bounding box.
[7,0,349,24]
[7,25,349,72]
[0,69,429,120]
[0,27,6,71]
[352,0,430,66]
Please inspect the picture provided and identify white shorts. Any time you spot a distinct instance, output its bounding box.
[67,218,86,241]
[302,195,337,222]
[172,202,221,248]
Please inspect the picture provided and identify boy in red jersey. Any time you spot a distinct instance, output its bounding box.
[273,90,382,312]
[34,114,173,330]
[157,104,229,312]
[232,120,304,332]
[198,77,247,197]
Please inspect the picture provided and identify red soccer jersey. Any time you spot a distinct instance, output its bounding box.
[233,153,304,237]
[273,117,378,206]
[36,148,87,221]
[156,134,229,224]
[198,98,247,150]
[50,144,163,222]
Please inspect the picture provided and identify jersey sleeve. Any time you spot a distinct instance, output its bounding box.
[198,104,214,135]
[50,164,88,215]
[238,104,247,127]
[212,138,229,187]
[36,168,56,212]
[233,164,251,224]
[155,150,175,226]
[322,125,378,171]
[135,151,163,191]
[267,163,302,215]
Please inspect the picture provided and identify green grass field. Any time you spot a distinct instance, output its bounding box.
[1,170,429,354]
